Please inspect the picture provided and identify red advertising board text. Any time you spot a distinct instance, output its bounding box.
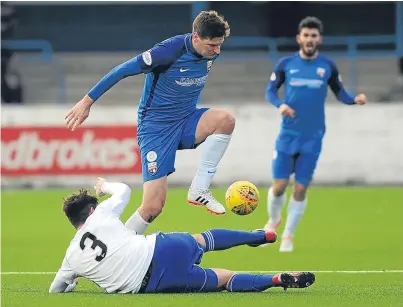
[1,126,142,176]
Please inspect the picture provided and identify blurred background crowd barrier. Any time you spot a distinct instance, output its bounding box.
[1,1,402,105]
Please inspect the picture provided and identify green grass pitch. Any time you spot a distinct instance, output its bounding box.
[2,186,403,307]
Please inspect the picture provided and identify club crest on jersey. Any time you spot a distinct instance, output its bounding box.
[146,151,157,163]
[317,67,326,77]
[148,162,157,174]
[207,60,213,72]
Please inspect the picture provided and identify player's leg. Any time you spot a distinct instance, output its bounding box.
[125,180,168,235]
[171,264,284,293]
[180,108,235,215]
[263,149,294,233]
[125,176,168,233]
[186,267,315,293]
[224,270,315,292]
[280,148,321,252]
[143,232,314,293]
[125,125,180,234]
[140,231,271,294]
[192,228,277,251]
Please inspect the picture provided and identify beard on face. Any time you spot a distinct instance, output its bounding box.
[301,42,318,57]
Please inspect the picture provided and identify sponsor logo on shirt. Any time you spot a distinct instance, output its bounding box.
[289,78,324,88]
[175,75,208,87]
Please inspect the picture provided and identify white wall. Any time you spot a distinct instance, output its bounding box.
[1,103,402,188]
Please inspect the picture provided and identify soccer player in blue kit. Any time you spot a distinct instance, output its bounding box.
[262,17,367,252]
[65,11,234,234]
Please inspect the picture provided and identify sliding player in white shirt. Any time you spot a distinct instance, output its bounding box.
[49,178,315,294]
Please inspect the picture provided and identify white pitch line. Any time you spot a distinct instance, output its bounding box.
[1,270,403,275]
[2,272,55,275]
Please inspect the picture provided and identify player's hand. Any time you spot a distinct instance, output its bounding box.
[94,177,106,197]
[65,95,94,131]
[354,93,367,105]
[279,104,296,118]
[64,278,79,292]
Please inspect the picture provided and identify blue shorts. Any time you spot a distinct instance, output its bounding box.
[137,108,209,182]
[272,133,323,187]
[143,232,219,293]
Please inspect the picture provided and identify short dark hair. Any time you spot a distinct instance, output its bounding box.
[298,16,323,34]
[192,10,230,39]
[63,189,98,228]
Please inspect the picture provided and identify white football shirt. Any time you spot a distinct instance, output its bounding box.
[50,182,156,294]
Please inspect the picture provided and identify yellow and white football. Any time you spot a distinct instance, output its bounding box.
[225,181,260,215]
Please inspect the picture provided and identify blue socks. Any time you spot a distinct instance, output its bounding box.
[201,229,266,251]
[227,274,278,292]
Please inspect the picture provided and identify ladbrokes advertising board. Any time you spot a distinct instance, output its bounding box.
[1,125,141,176]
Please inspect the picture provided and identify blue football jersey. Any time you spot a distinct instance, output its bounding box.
[136,34,217,124]
[87,34,217,125]
[266,52,355,137]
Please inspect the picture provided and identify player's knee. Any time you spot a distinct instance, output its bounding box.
[293,183,307,201]
[210,269,236,289]
[272,180,288,196]
[217,110,235,134]
[192,234,206,247]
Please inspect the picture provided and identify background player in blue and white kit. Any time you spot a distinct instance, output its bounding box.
[262,17,367,252]
[64,11,235,233]
[49,177,315,294]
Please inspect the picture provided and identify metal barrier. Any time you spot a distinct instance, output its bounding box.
[195,1,403,93]
[2,0,402,102]
[224,35,399,93]
[1,39,66,104]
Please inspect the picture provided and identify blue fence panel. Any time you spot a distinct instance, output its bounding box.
[225,34,398,93]
[396,1,403,56]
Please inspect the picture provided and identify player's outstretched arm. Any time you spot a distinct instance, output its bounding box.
[87,38,185,103]
[49,258,78,293]
[49,278,78,293]
[94,177,132,217]
[87,57,143,103]
[65,38,187,131]
[65,56,144,131]
[328,61,367,105]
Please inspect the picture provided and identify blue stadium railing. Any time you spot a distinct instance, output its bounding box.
[2,0,402,102]
[195,1,403,93]
[2,35,398,102]
[1,39,66,104]
[224,34,400,93]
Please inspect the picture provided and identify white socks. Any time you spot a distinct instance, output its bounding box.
[267,187,307,238]
[125,209,149,235]
[267,187,286,225]
[283,197,307,238]
[190,134,232,192]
